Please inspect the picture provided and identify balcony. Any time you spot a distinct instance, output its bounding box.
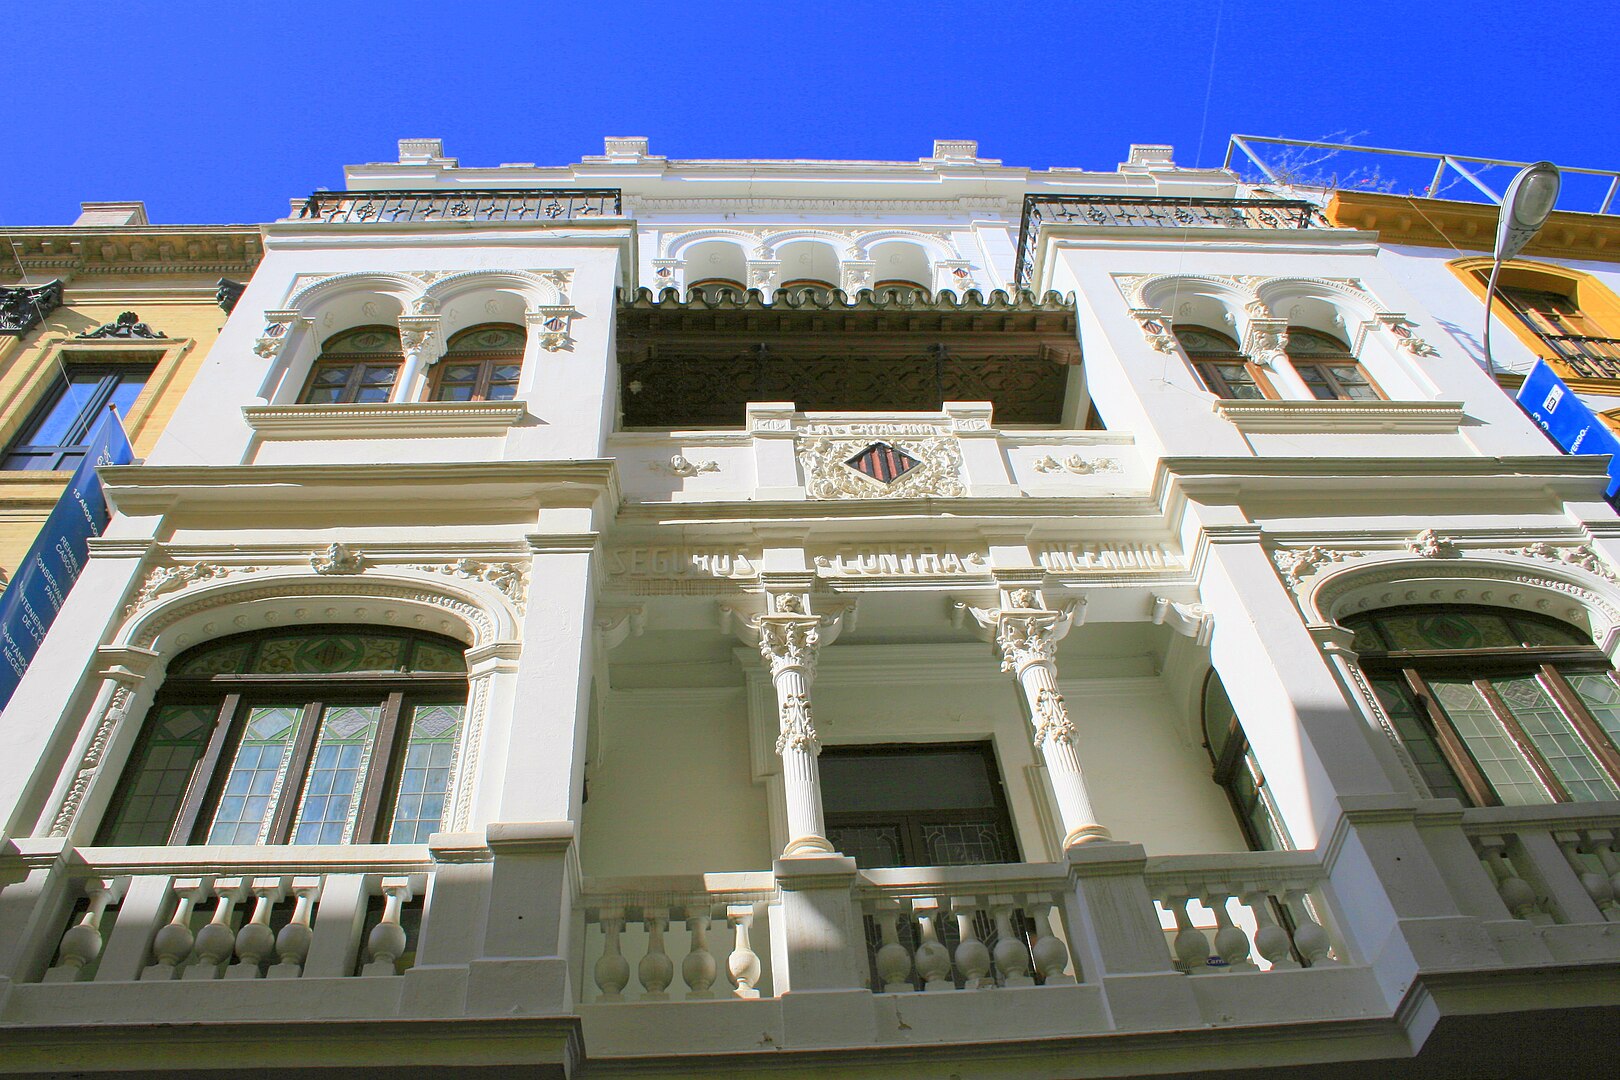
[3,801,1620,1071]
[1013,194,1329,288]
[1546,335,1620,380]
[292,188,623,224]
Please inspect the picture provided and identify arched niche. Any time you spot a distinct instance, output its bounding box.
[869,241,932,290]
[682,240,748,296]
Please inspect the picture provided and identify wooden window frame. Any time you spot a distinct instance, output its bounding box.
[299,357,403,405]
[1288,358,1387,401]
[1176,326,1278,401]
[1349,607,1620,807]
[97,628,468,847]
[428,324,525,403]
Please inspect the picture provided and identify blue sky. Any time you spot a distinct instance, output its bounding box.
[3,1,1617,226]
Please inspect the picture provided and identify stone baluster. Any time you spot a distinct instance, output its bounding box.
[638,908,674,1000]
[681,911,717,999]
[1163,893,1212,974]
[1242,887,1299,970]
[594,908,630,1002]
[989,898,1033,987]
[268,876,323,978]
[1476,836,1541,921]
[1585,830,1620,913]
[185,878,247,980]
[911,898,953,991]
[142,877,209,981]
[1203,890,1256,972]
[1027,898,1076,985]
[43,878,125,983]
[227,877,287,979]
[725,592,852,857]
[967,588,1109,849]
[726,904,761,999]
[1282,888,1338,966]
[871,901,914,992]
[1561,835,1619,920]
[950,898,992,989]
[361,876,414,976]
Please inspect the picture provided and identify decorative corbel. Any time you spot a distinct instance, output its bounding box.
[595,605,647,652]
[253,310,310,359]
[1129,308,1177,353]
[746,260,781,293]
[525,306,581,352]
[1376,312,1439,357]
[933,260,976,295]
[650,260,683,295]
[840,260,876,295]
[1150,596,1213,647]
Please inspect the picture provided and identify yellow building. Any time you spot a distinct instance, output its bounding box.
[1325,189,1620,431]
[0,202,262,583]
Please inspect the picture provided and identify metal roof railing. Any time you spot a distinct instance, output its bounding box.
[1225,134,1620,216]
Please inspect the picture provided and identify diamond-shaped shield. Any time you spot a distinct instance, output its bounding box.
[845,442,920,484]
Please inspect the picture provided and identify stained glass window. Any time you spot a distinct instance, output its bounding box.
[99,704,216,845]
[429,323,525,402]
[300,326,404,405]
[1343,606,1620,808]
[98,627,469,846]
[1284,328,1384,401]
[1174,326,1275,401]
[388,702,464,843]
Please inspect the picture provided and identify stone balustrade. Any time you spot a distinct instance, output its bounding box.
[33,859,427,986]
[578,873,776,1003]
[1142,853,1343,973]
[855,867,1076,992]
[1460,803,1620,931]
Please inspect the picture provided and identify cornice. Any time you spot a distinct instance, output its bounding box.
[2,226,264,281]
[242,400,527,439]
[1327,191,1620,263]
[98,459,618,515]
[1211,399,1465,434]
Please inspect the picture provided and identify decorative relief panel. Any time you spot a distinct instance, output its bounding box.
[797,423,964,499]
[1030,454,1121,475]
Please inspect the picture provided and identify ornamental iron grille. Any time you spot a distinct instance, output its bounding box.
[845,442,919,484]
[295,188,622,223]
[1014,195,1327,288]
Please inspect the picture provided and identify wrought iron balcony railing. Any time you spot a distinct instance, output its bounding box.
[1013,195,1328,287]
[1545,334,1620,379]
[294,188,623,224]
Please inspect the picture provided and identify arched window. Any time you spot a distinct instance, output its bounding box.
[428,323,524,402]
[1452,259,1620,380]
[1348,606,1620,806]
[301,326,404,404]
[97,627,469,846]
[1175,325,1274,400]
[1202,671,1290,851]
[1282,328,1382,400]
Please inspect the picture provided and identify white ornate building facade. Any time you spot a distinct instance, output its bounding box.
[1,137,1618,1077]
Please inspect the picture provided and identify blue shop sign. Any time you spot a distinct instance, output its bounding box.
[0,408,133,710]
[1516,360,1620,499]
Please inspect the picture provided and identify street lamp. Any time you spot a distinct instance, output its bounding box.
[1482,161,1561,375]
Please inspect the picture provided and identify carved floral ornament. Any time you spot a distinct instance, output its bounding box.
[1270,536,1620,649]
[122,550,531,628]
[1030,453,1121,475]
[1111,273,1441,358]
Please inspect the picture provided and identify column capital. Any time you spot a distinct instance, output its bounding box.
[955,590,1085,674]
[719,594,855,678]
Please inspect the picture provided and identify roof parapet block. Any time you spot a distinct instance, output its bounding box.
[1119,145,1176,172]
[74,201,149,227]
[397,138,458,167]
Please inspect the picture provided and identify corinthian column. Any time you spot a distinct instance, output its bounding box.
[969,588,1110,849]
[723,592,853,857]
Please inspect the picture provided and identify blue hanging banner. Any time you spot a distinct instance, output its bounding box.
[0,408,133,711]
[1516,360,1620,499]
